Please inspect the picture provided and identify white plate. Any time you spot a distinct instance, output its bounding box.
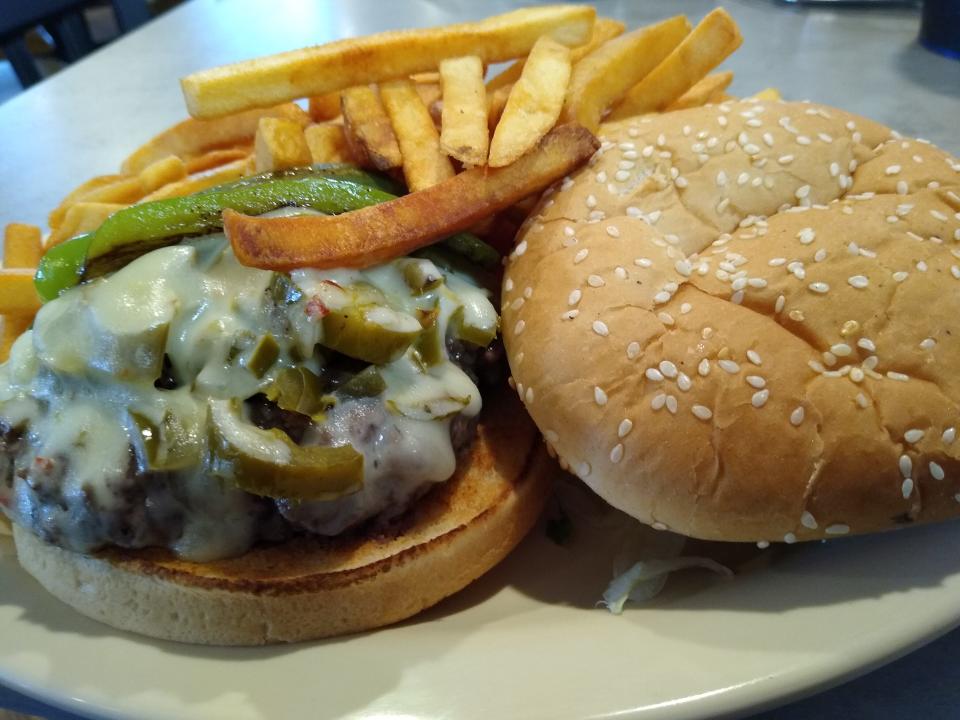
[2,511,960,720]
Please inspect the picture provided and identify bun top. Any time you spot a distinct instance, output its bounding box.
[501,99,960,544]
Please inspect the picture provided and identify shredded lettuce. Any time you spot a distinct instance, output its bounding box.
[600,557,734,614]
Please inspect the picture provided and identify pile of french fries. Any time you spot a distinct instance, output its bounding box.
[0,5,759,359]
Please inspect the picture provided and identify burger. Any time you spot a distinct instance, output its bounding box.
[0,166,557,645]
[503,98,960,546]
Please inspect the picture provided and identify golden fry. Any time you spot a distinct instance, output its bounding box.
[488,37,572,168]
[121,104,309,174]
[225,124,599,271]
[486,16,625,93]
[609,8,742,119]
[46,202,127,248]
[340,86,403,171]
[562,15,691,132]
[308,91,342,122]
[181,6,595,118]
[304,123,353,164]
[439,56,489,166]
[751,87,782,102]
[0,270,41,316]
[3,224,42,268]
[664,71,733,111]
[138,155,188,193]
[182,147,252,174]
[254,117,312,173]
[139,158,249,202]
[486,84,513,131]
[380,79,455,191]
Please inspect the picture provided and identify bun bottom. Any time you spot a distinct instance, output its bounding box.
[13,389,553,645]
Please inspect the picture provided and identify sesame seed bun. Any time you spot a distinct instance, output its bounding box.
[13,388,553,645]
[502,99,960,544]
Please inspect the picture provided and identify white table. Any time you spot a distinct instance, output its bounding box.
[0,1,958,718]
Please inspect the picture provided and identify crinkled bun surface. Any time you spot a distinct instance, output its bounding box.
[502,98,960,544]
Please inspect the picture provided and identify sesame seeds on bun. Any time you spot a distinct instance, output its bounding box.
[502,98,960,544]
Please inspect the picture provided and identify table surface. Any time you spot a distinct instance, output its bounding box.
[0,0,958,718]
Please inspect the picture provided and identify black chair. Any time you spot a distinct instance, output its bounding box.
[0,0,151,88]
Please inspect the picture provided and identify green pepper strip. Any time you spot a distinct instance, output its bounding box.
[34,167,500,302]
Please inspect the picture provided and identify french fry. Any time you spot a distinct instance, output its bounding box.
[308,91,342,122]
[48,175,142,231]
[486,83,513,131]
[414,83,442,117]
[121,104,309,174]
[751,87,782,102]
[3,224,42,268]
[254,117,312,173]
[181,6,596,118]
[139,158,249,202]
[380,79,455,191]
[0,270,41,315]
[182,147,252,174]
[486,16,625,93]
[410,71,441,84]
[304,123,353,164]
[1,224,42,360]
[664,71,734,111]
[340,86,403,171]
[608,8,743,119]
[488,37,572,168]
[138,155,188,193]
[561,16,692,133]
[225,124,599,271]
[439,56,489,166]
[46,202,127,248]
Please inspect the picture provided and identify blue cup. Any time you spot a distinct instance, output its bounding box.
[920,0,960,59]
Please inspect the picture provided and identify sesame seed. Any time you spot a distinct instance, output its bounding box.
[825,524,850,535]
[885,164,902,175]
[719,359,740,374]
[680,302,692,314]
[614,170,630,182]
[790,406,805,426]
[592,320,609,336]
[784,532,797,544]
[848,275,869,289]
[752,389,770,408]
[610,444,624,463]
[829,162,840,177]
[594,386,608,405]
[916,261,928,272]
[899,454,913,477]
[544,429,559,443]
[618,419,633,438]
[887,371,909,382]
[692,404,713,421]
[747,350,762,365]
[731,277,748,291]
[775,295,786,313]
[561,310,579,320]
[675,176,689,188]
[746,375,766,389]
[748,278,768,289]
[514,240,528,256]
[763,132,774,146]
[525,386,534,403]
[904,429,925,444]
[717,197,731,213]
[808,360,825,373]
[665,395,678,414]
[897,180,908,195]
[737,172,749,186]
[809,282,830,294]
[514,320,525,335]
[952,266,960,280]
[568,289,582,306]
[769,257,787,267]
[716,170,728,186]
[627,341,641,360]
[930,461,945,480]
[653,291,671,304]
[659,360,678,378]
[943,427,956,444]
[902,478,914,499]
[657,133,666,146]
[744,144,761,155]
[578,462,592,479]
[646,367,665,382]
[698,359,711,376]
[651,393,667,410]
[606,225,621,238]
[658,312,675,326]
[574,249,588,264]
[931,209,948,222]
[635,257,653,268]
[587,274,604,287]
[731,290,744,304]
[778,154,794,165]
[795,184,811,199]
[856,393,870,408]
[850,367,865,383]
[718,115,728,127]
[801,511,818,529]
